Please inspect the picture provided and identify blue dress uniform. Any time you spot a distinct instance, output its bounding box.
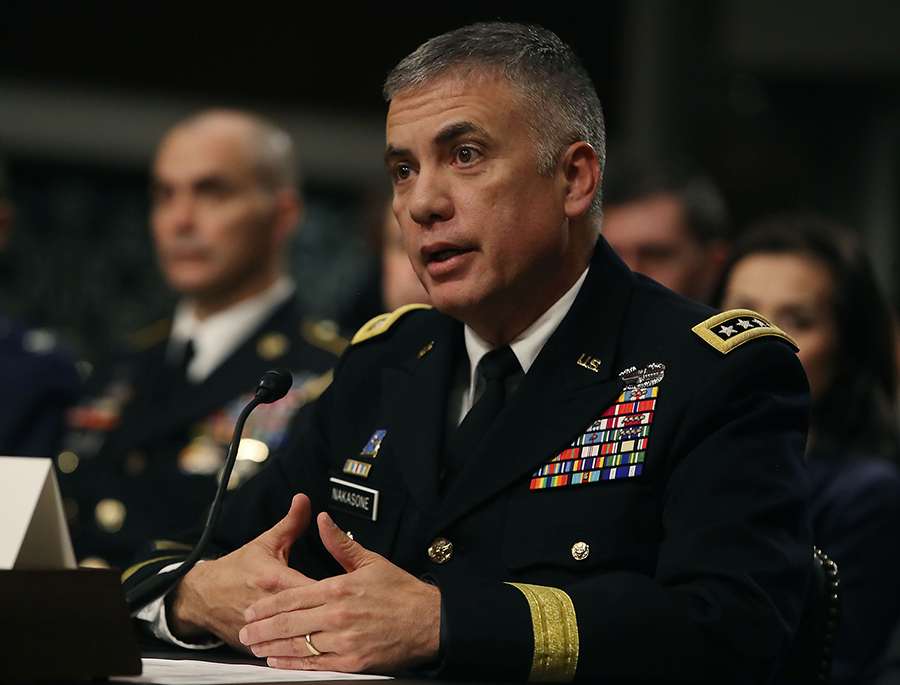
[0,314,81,457]
[58,296,342,570]
[127,239,811,683]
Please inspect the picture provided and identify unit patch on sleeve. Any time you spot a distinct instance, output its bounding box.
[530,372,661,489]
[692,308,798,354]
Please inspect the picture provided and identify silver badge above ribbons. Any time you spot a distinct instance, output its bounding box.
[619,363,666,390]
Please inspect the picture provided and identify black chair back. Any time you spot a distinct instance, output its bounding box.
[775,547,841,684]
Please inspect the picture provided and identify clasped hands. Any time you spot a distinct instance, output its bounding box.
[168,494,441,673]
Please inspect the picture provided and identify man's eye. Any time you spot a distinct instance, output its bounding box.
[395,164,411,180]
[455,147,478,164]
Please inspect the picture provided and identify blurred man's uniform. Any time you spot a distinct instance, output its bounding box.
[56,110,343,569]
[0,315,81,456]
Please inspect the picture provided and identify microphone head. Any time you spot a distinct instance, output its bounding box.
[255,368,293,403]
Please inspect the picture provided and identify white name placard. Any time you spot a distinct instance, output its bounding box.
[0,456,76,569]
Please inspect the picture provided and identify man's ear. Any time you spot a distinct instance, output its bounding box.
[273,189,303,246]
[561,142,600,220]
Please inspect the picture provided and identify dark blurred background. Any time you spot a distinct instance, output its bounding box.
[0,0,897,362]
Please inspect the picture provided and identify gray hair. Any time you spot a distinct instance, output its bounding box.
[172,109,301,192]
[384,22,605,216]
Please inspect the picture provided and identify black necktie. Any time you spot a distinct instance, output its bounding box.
[444,345,521,490]
[177,339,195,379]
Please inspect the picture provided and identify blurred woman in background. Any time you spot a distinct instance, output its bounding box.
[715,213,900,685]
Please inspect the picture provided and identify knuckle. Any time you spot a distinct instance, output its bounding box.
[325,577,347,599]
[274,611,295,635]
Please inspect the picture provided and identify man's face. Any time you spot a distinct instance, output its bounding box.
[603,193,719,302]
[384,73,577,342]
[150,119,282,309]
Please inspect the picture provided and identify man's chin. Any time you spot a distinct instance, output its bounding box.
[425,287,486,325]
[163,275,220,300]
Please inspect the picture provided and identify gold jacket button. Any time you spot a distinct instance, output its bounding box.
[57,451,79,474]
[571,541,590,561]
[427,537,453,564]
[95,498,126,533]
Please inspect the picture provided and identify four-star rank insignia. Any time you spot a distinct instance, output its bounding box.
[692,308,798,354]
[530,371,663,490]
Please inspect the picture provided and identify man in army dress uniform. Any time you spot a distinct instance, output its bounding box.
[58,110,342,569]
[126,25,811,682]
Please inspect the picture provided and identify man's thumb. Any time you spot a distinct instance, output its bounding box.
[256,493,310,561]
[318,511,377,572]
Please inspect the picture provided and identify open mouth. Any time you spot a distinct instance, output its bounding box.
[429,248,471,263]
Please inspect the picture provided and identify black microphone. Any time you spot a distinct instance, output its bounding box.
[126,368,293,614]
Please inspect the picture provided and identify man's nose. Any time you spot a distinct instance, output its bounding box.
[167,193,197,231]
[407,167,453,227]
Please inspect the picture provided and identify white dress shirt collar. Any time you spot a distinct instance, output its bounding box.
[168,276,295,383]
[462,266,589,410]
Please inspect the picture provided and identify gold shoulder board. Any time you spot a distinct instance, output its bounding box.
[301,319,350,356]
[297,369,334,403]
[350,304,432,346]
[128,318,172,351]
[692,308,798,354]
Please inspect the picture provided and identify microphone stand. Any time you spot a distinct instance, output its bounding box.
[126,369,292,614]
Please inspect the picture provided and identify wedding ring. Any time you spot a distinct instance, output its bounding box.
[305,633,322,656]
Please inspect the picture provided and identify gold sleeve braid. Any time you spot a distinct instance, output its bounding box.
[120,554,187,583]
[506,582,579,682]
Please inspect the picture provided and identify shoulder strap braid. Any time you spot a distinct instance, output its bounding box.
[350,304,432,346]
[692,308,798,354]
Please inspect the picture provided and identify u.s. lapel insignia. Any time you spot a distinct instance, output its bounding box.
[576,353,601,372]
[360,429,386,457]
[530,365,665,489]
[692,308,797,354]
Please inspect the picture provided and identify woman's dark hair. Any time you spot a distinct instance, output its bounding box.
[713,213,899,460]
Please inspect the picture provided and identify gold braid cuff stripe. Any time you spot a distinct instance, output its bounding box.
[120,554,187,583]
[507,582,579,682]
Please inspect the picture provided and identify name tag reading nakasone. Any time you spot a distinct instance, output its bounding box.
[329,477,379,521]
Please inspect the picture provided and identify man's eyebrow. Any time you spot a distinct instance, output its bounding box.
[383,121,489,167]
[383,144,410,167]
[434,121,486,146]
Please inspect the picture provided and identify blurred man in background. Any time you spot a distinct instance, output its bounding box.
[378,198,431,312]
[57,109,343,570]
[602,158,730,304]
[0,158,81,457]
[340,194,432,334]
